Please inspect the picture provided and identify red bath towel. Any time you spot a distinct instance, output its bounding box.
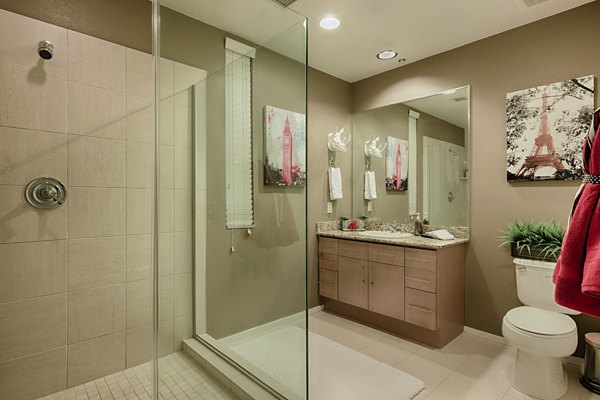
[554,109,600,316]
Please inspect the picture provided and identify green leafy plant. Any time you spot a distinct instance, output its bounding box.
[359,215,369,220]
[500,220,565,261]
[340,216,349,221]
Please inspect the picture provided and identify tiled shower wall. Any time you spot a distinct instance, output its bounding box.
[0,9,203,400]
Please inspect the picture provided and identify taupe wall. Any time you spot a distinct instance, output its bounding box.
[351,1,600,355]
[0,0,151,53]
[351,103,464,222]
[307,69,353,308]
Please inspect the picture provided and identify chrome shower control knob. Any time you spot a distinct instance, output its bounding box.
[25,177,67,209]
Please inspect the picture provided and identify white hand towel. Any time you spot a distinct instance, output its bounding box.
[364,171,377,200]
[329,167,343,200]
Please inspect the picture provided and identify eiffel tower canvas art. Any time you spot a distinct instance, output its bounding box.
[506,75,594,182]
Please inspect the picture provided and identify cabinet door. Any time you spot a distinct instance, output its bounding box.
[338,256,369,309]
[369,262,405,320]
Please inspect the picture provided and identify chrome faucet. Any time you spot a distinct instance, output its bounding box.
[382,223,396,232]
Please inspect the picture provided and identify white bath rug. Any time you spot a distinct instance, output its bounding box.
[230,325,426,399]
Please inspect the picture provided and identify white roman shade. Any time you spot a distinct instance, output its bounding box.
[225,38,255,229]
[408,110,419,215]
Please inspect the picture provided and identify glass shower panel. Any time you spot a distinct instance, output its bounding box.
[156,2,307,399]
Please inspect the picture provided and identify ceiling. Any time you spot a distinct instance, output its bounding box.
[160,0,594,83]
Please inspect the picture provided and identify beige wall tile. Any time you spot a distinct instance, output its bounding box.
[126,325,151,368]
[0,347,66,400]
[0,9,67,79]
[127,234,152,282]
[0,294,66,363]
[174,189,192,232]
[126,95,154,144]
[0,127,67,185]
[67,332,125,387]
[158,275,173,321]
[0,240,67,302]
[68,284,126,343]
[68,236,126,291]
[174,273,192,317]
[158,319,174,357]
[159,58,174,100]
[67,30,125,92]
[68,135,126,187]
[174,62,206,94]
[159,189,174,233]
[126,49,153,99]
[0,67,67,133]
[173,314,193,352]
[160,99,174,145]
[159,232,174,277]
[0,240,66,303]
[126,279,151,329]
[127,141,153,189]
[127,189,153,234]
[160,145,174,189]
[174,231,192,274]
[174,146,192,189]
[67,83,126,140]
[174,101,193,148]
[0,185,67,243]
[68,187,126,238]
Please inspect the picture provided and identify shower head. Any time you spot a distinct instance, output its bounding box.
[38,40,53,60]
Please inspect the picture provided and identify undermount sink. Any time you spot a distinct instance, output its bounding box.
[358,231,412,239]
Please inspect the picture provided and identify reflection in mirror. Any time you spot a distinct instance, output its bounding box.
[352,86,470,227]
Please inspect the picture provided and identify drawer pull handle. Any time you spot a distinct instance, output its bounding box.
[407,304,432,313]
[408,258,431,263]
[406,277,432,284]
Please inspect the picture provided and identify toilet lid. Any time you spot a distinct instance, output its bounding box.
[506,306,576,336]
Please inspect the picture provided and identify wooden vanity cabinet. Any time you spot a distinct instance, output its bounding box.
[318,236,465,348]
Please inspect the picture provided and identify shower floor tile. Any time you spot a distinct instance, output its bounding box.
[35,352,239,400]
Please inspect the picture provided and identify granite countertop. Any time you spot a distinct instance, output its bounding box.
[317,230,469,250]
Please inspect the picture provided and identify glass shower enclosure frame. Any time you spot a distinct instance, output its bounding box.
[153,2,309,399]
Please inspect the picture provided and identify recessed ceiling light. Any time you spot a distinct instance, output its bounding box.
[377,50,397,60]
[319,17,340,30]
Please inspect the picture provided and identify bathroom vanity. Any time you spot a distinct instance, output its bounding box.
[318,232,468,348]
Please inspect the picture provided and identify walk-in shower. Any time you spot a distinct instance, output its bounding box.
[0,1,307,399]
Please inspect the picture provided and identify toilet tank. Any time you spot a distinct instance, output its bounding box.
[514,258,580,315]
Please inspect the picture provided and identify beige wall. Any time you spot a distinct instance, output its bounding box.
[351,1,600,355]
[307,69,353,308]
[0,9,154,399]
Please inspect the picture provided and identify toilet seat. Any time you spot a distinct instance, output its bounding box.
[505,306,576,337]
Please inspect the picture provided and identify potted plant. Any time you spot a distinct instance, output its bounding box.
[500,220,565,262]
[340,216,366,231]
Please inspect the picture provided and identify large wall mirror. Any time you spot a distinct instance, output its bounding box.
[351,86,470,227]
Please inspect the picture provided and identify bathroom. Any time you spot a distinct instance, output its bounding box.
[0,0,599,399]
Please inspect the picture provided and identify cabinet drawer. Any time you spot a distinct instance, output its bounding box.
[319,281,337,300]
[405,248,436,271]
[319,252,338,271]
[319,237,338,255]
[338,240,368,260]
[368,243,405,266]
[319,268,337,284]
[405,268,436,293]
[405,288,437,330]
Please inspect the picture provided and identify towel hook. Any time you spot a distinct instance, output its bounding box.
[327,127,351,153]
[364,136,386,158]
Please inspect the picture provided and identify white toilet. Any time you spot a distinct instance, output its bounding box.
[502,258,580,400]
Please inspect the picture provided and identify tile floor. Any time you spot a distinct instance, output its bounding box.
[36,309,600,400]
[35,352,239,400]
[309,310,599,400]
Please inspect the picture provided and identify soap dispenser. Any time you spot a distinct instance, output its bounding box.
[413,213,423,236]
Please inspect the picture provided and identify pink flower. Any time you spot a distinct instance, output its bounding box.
[348,221,358,230]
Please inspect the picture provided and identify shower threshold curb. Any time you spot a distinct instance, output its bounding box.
[183,339,279,400]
